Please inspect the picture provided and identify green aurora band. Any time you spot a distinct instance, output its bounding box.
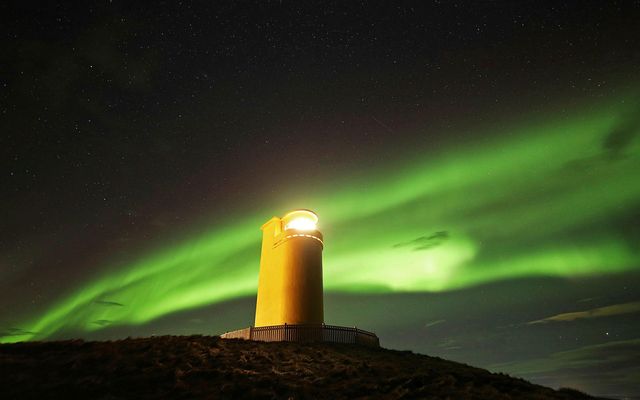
[3,95,640,343]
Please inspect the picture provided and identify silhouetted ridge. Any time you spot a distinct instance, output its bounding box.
[0,336,608,399]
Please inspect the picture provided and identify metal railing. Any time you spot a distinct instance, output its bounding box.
[221,324,379,347]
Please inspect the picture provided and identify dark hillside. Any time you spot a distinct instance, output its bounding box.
[0,336,607,399]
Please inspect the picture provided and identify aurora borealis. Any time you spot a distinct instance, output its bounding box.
[2,1,640,397]
[4,95,638,343]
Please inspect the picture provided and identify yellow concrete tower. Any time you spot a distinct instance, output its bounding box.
[254,209,324,327]
[221,209,379,346]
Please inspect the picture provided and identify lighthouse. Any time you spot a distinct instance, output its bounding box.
[220,209,379,347]
[255,209,324,327]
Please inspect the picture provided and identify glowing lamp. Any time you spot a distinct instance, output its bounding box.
[282,209,318,231]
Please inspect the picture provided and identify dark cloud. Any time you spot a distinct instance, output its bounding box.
[527,302,640,324]
[2,327,38,336]
[561,107,640,172]
[618,207,640,252]
[393,231,449,251]
[603,109,640,160]
[94,300,125,307]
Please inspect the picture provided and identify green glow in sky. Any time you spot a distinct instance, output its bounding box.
[3,96,639,343]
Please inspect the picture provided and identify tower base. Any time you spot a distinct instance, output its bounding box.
[220,324,379,347]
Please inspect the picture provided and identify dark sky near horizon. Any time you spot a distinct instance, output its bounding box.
[2,1,640,398]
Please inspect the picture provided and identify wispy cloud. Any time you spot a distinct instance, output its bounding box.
[424,319,446,328]
[576,296,600,303]
[437,338,461,350]
[527,301,640,324]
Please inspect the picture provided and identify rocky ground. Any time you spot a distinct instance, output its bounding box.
[0,335,608,399]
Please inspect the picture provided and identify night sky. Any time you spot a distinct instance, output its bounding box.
[2,1,640,398]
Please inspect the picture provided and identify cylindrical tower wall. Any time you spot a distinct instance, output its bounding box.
[277,233,324,325]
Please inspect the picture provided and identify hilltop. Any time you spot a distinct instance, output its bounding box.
[0,335,606,399]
